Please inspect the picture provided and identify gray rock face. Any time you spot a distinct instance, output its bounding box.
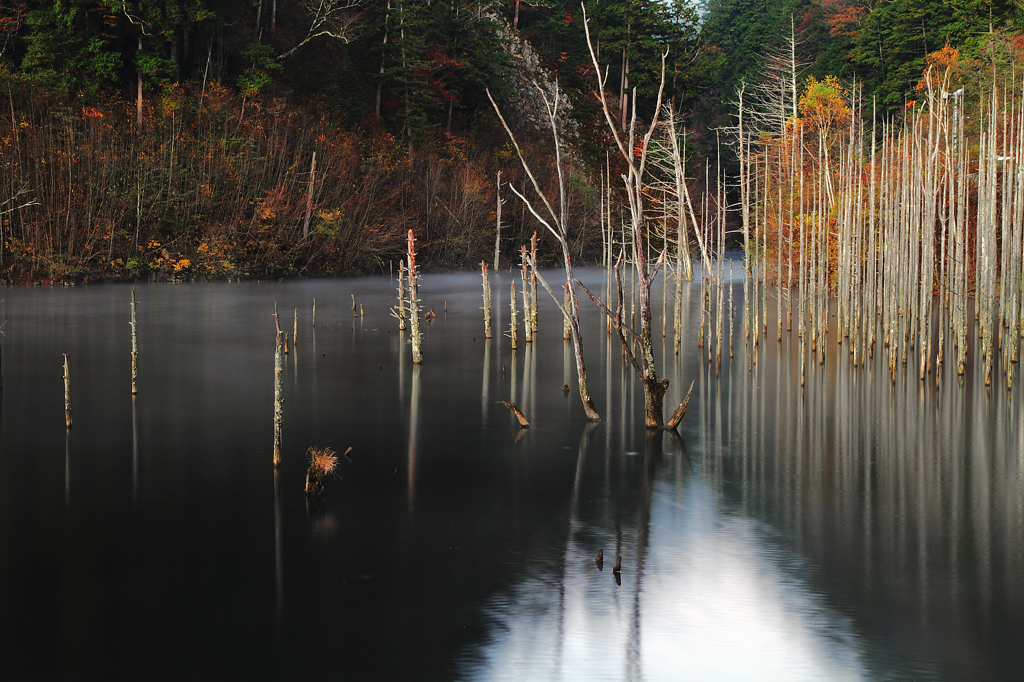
[491,15,578,140]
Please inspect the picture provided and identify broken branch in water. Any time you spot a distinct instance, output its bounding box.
[501,400,530,428]
[666,380,695,431]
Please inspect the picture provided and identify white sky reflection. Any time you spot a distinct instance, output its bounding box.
[461,477,868,682]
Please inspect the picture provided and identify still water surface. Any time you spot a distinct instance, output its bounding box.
[0,268,1020,680]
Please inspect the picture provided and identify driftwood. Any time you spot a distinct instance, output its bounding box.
[501,400,530,427]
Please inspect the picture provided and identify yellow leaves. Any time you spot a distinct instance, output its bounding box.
[799,75,850,137]
[172,258,191,272]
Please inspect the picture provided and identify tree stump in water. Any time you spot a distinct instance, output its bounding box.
[304,469,324,497]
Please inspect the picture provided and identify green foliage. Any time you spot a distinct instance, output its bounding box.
[238,41,280,97]
[21,0,123,96]
[847,0,959,111]
[369,0,510,141]
[137,50,177,87]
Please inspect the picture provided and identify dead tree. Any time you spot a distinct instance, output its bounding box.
[487,82,601,421]
[277,0,366,61]
[578,4,690,429]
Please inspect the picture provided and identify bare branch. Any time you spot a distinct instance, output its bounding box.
[507,183,562,244]
[486,87,564,237]
[278,0,366,61]
[666,380,695,430]
[0,183,39,216]
[576,277,643,377]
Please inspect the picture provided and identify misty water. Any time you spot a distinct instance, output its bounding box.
[0,267,1021,681]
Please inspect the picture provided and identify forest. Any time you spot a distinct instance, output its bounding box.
[0,0,1021,283]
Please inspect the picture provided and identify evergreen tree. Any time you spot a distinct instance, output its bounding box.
[21,0,124,96]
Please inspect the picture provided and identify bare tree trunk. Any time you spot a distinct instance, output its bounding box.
[407,230,423,364]
[273,306,283,467]
[64,354,72,429]
[481,261,492,339]
[494,171,502,270]
[581,6,681,428]
[376,1,391,118]
[131,288,138,395]
[487,85,601,421]
[137,38,144,129]
[303,152,316,239]
[531,232,539,332]
[509,281,518,350]
[520,248,533,343]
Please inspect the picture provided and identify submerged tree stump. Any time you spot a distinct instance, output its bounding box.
[304,469,324,497]
[304,446,340,497]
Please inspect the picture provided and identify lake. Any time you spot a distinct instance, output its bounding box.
[0,267,1020,681]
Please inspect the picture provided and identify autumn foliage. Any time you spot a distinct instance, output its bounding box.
[0,75,601,283]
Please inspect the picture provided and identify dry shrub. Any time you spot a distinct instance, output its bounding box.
[307,446,339,481]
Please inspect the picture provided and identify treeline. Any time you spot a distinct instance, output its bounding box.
[5,0,1024,284]
[702,0,1024,118]
[731,32,1024,387]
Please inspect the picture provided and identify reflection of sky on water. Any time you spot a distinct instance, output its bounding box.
[461,474,867,681]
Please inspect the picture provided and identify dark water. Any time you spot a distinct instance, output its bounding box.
[0,268,1020,681]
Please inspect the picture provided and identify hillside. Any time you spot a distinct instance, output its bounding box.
[0,0,1022,282]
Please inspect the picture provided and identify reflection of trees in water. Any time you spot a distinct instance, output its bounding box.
[407,364,421,511]
[719,325,1024,678]
[461,277,1020,679]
